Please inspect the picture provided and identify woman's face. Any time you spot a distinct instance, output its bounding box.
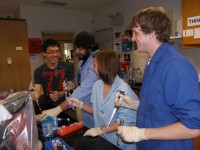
[92,57,99,77]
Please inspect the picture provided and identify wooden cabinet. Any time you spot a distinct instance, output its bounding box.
[0,19,31,91]
[182,0,200,48]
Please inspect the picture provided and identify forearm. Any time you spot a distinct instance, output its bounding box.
[82,103,93,114]
[32,84,42,100]
[145,122,200,140]
[59,100,69,111]
[34,84,41,95]
[101,122,118,134]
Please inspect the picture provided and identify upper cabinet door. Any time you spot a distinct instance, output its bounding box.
[0,19,31,91]
[182,0,200,48]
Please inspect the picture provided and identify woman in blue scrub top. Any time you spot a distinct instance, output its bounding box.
[69,49,138,150]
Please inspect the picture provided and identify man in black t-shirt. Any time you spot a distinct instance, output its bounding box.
[33,39,74,114]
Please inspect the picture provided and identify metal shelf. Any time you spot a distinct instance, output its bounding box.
[170,36,182,39]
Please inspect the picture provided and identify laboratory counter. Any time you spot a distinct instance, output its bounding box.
[37,112,121,150]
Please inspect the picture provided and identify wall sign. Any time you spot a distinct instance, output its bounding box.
[187,16,200,26]
[28,38,42,53]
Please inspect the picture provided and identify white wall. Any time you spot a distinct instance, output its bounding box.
[93,0,182,32]
[92,0,200,73]
[19,5,93,38]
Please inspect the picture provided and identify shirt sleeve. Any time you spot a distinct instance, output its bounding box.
[34,67,42,84]
[164,60,200,129]
[71,59,97,102]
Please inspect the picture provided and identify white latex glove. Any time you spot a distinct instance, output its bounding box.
[68,98,83,109]
[35,113,47,121]
[115,92,139,110]
[41,106,62,118]
[117,126,147,142]
[84,128,103,137]
[0,104,12,123]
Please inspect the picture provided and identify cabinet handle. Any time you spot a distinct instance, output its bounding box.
[7,57,12,65]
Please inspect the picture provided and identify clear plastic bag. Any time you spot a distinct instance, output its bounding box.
[0,91,38,150]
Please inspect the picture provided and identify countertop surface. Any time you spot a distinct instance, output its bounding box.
[38,112,120,150]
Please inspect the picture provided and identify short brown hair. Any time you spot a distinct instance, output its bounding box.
[93,49,120,85]
[129,7,171,42]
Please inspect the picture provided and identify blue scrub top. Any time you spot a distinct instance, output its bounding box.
[91,75,138,150]
[71,51,98,128]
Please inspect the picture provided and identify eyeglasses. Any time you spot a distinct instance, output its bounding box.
[46,50,61,55]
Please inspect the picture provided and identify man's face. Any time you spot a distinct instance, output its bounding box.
[132,26,151,53]
[75,47,86,59]
[43,46,61,65]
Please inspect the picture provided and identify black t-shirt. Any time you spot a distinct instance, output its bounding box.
[34,61,74,106]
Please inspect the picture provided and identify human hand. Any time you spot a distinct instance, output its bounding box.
[84,128,103,137]
[49,91,62,102]
[41,106,62,118]
[115,92,139,110]
[35,113,46,121]
[31,91,40,100]
[68,98,83,109]
[117,126,147,142]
